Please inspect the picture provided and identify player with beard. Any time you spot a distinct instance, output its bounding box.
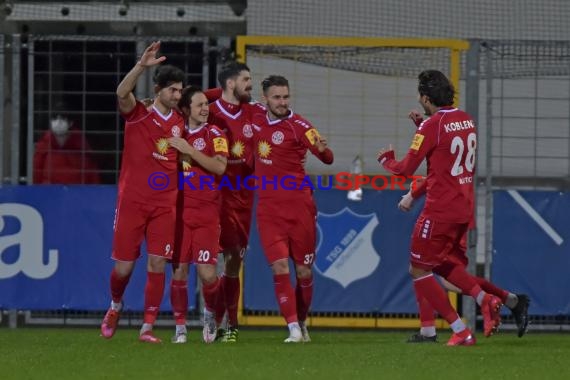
[100,42,185,343]
[250,75,334,343]
[204,62,263,342]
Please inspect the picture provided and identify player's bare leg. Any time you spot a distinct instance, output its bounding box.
[101,260,134,339]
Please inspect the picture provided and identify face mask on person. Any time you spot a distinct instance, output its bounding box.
[50,116,70,135]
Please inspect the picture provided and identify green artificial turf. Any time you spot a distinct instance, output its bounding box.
[0,328,569,380]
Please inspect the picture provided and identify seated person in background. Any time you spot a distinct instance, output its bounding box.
[33,112,100,184]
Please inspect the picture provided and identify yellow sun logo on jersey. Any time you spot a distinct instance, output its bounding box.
[232,141,245,158]
[181,159,192,171]
[258,140,272,158]
[156,138,169,155]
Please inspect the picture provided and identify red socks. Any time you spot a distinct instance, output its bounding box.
[474,277,509,303]
[202,277,221,313]
[415,291,436,327]
[170,279,188,325]
[295,276,313,322]
[273,274,298,324]
[444,265,483,299]
[224,276,241,327]
[143,271,165,324]
[413,274,459,324]
[110,268,131,303]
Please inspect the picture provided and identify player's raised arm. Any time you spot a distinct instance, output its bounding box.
[116,41,166,114]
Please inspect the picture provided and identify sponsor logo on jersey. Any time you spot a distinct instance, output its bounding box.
[410,133,425,151]
[231,140,245,158]
[213,137,228,153]
[314,208,380,288]
[258,140,272,158]
[193,138,206,151]
[271,131,285,145]
[305,129,321,146]
[156,138,169,155]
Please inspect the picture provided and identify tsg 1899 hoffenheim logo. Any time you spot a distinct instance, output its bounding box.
[314,208,380,288]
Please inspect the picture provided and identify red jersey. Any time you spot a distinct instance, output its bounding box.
[180,123,229,205]
[382,106,476,223]
[250,110,334,201]
[208,99,255,181]
[118,101,185,206]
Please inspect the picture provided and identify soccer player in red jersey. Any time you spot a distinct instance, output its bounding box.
[378,70,503,346]
[250,75,334,342]
[100,42,185,343]
[168,86,229,344]
[205,62,255,342]
[400,176,530,341]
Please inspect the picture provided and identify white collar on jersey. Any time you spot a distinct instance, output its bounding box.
[266,109,293,125]
[437,108,458,113]
[186,123,207,134]
[215,99,242,120]
[152,105,173,121]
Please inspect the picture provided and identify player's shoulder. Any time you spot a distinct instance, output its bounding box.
[206,123,226,137]
[289,113,314,130]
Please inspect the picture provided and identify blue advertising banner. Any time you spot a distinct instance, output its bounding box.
[492,190,570,315]
[0,186,196,311]
[243,189,421,314]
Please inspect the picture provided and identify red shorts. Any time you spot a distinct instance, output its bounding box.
[112,198,175,261]
[257,197,317,266]
[409,215,469,271]
[219,189,254,254]
[173,203,220,265]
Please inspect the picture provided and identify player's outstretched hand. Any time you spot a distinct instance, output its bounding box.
[398,191,414,212]
[315,137,329,153]
[377,144,395,165]
[138,41,166,67]
[168,137,194,156]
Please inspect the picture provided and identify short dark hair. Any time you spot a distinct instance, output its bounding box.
[218,62,250,90]
[153,64,185,89]
[178,85,204,110]
[261,75,289,94]
[418,70,455,106]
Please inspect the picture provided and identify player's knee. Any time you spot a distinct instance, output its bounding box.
[172,263,189,280]
[147,256,167,273]
[114,260,135,277]
[295,264,312,279]
[197,265,217,284]
[271,259,289,275]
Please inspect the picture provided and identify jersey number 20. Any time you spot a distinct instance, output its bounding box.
[450,132,476,176]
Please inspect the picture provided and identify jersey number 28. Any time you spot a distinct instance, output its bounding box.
[450,132,476,176]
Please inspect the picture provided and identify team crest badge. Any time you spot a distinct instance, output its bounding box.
[314,208,381,288]
[272,131,285,145]
[193,138,206,151]
[171,125,181,137]
[243,124,253,138]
